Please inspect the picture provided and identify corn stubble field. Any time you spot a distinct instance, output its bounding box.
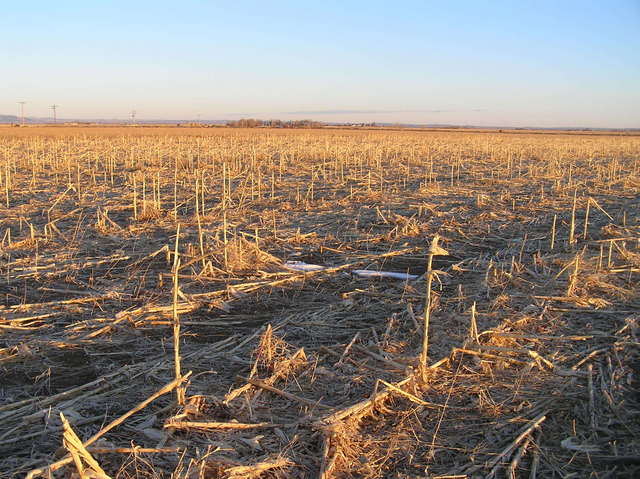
[0,126,639,479]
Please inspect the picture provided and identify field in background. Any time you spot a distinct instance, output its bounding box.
[1,127,639,478]
[3,124,640,138]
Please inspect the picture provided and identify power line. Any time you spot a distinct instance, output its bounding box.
[17,101,26,126]
[50,104,59,124]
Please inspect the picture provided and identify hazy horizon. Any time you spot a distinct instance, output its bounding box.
[2,1,639,128]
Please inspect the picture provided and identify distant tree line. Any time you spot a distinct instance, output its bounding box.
[226,119,323,128]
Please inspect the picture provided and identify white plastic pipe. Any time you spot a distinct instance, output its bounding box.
[284,261,326,272]
[352,270,418,280]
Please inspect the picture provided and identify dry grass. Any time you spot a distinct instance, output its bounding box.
[0,126,638,478]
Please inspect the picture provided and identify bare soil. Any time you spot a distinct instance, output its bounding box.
[0,127,638,478]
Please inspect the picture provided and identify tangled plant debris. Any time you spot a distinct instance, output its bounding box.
[0,126,638,478]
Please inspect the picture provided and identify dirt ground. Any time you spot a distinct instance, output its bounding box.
[0,127,638,478]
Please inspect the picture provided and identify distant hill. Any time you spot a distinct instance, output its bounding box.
[0,114,53,124]
[0,114,228,125]
[0,115,20,123]
[0,113,637,131]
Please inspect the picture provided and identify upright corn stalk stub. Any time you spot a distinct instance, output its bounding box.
[173,224,185,406]
[420,235,449,380]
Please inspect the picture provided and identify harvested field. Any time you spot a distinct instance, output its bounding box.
[0,126,639,478]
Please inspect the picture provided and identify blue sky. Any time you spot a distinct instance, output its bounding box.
[2,1,639,127]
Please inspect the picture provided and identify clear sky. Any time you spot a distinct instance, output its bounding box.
[2,1,639,127]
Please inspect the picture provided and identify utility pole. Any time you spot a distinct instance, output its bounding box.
[17,101,26,126]
[130,110,137,125]
[50,104,59,124]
